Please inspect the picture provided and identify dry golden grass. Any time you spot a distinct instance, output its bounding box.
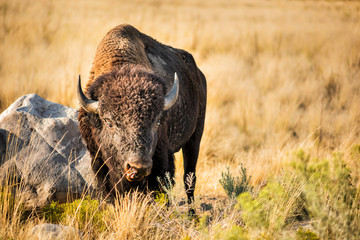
[1,0,360,191]
[1,0,360,238]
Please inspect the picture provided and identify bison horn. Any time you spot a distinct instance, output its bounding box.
[77,75,99,113]
[164,72,179,111]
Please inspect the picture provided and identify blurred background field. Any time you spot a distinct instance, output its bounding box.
[1,0,360,194]
[0,0,360,239]
[1,1,360,238]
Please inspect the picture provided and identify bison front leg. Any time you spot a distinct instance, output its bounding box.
[182,134,201,211]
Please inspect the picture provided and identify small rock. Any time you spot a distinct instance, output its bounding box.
[32,223,82,240]
[200,202,213,211]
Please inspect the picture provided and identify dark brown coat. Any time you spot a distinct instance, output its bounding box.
[78,24,206,203]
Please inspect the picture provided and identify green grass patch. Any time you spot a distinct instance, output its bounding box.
[42,196,107,232]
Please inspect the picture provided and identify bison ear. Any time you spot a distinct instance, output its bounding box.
[164,72,179,111]
[77,75,99,113]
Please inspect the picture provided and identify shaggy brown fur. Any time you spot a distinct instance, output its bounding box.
[78,24,206,204]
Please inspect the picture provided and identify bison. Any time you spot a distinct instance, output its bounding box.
[77,24,206,205]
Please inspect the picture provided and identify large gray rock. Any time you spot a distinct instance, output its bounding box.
[0,94,95,209]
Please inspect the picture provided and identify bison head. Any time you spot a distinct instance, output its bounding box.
[77,66,179,183]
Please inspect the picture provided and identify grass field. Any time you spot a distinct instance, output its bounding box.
[1,0,360,239]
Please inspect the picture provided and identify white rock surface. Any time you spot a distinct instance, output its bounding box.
[0,94,95,209]
[32,223,82,240]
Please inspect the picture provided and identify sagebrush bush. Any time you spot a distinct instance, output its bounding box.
[213,225,248,240]
[219,165,253,198]
[289,149,360,240]
[236,177,305,237]
[296,227,320,240]
[232,149,360,239]
[42,201,64,224]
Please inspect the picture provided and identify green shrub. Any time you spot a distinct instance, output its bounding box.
[214,224,248,240]
[42,196,107,232]
[219,165,253,198]
[63,196,106,231]
[236,192,266,229]
[157,172,175,205]
[296,227,320,240]
[289,149,360,240]
[42,201,64,223]
[154,192,168,206]
[236,179,303,233]
[198,214,211,230]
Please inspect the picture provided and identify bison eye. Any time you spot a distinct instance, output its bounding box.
[104,118,113,128]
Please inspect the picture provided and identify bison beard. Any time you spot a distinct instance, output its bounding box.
[77,24,206,207]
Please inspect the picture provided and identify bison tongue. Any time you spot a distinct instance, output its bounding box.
[126,168,143,181]
[128,172,137,179]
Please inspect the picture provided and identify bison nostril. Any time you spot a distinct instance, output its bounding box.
[126,163,131,172]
